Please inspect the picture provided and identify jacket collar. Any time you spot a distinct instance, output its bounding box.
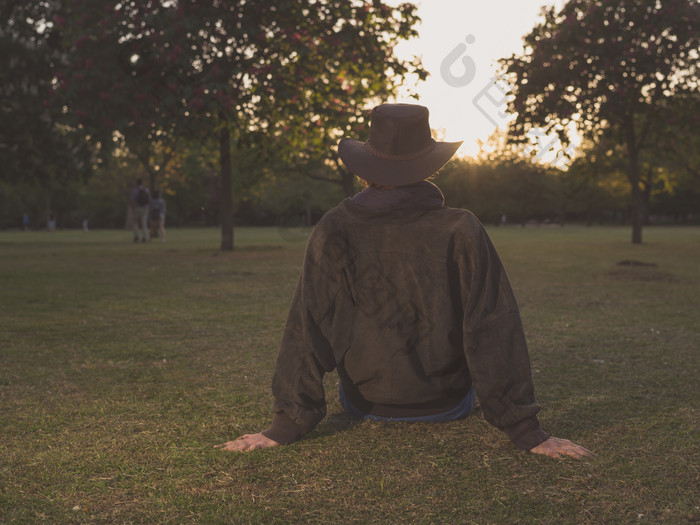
[351,181,445,211]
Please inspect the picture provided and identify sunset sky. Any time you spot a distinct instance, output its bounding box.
[388,0,567,158]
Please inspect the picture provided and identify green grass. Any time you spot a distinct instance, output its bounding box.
[1,225,698,524]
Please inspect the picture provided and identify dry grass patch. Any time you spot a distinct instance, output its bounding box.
[1,226,698,524]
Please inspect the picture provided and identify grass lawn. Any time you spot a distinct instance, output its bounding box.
[1,224,698,524]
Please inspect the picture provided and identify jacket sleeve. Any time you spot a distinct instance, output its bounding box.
[261,224,347,444]
[457,220,549,450]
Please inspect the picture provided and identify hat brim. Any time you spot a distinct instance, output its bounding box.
[338,138,463,186]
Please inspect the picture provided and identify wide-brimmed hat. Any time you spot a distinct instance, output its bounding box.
[338,103,462,186]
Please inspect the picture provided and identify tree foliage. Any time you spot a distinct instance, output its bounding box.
[652,90,700,185]
[45,0,425,248]
[0,0,92,186]
[501,0,699,243]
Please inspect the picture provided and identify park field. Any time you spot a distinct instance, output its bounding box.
[1,225,698,524]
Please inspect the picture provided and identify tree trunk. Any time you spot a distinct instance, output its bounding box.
[625,120,643,244]
[219,123,234,251]
[630,182,643,244]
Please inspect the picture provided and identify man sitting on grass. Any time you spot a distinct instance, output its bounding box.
[217,104,592,460]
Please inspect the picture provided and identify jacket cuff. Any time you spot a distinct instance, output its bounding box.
[503,416,550,451]
[261,413,306,445]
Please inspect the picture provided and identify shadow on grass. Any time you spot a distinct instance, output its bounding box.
[305,405,488,443]
[306,412,362,441]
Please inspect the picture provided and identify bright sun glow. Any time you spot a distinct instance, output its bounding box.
[386,0,568,160]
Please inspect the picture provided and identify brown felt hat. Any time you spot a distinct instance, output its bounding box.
[338,103,462,187]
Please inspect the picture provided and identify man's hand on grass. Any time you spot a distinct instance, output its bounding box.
[530,436,593,459]
[215,433,280,452]
[214,433,593,458]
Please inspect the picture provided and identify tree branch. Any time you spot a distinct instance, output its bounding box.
[306,172,342,185]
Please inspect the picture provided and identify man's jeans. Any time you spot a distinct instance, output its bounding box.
[338,383,474,422]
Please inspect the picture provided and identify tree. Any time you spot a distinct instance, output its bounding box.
[652,90,700,188]
[50,0,425,249]
[563,138,632,224]
[0,1,92,192]
[501,0,699,243]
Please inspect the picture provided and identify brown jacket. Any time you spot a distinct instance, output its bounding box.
[262,198,549,450]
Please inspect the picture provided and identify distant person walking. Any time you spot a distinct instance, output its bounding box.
[22,212,29,231]
[149,190,167,242]
[130,179,151,242]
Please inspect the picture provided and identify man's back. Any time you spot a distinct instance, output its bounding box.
[269,198,545,450]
